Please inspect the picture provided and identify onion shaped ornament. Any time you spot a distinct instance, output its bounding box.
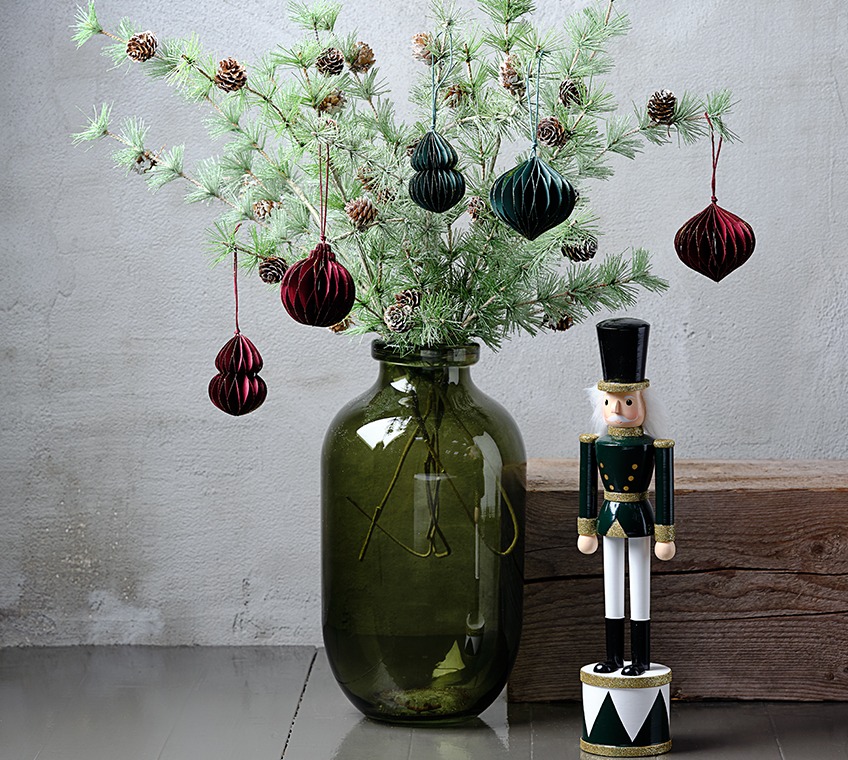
[208,334,267,416]
[489,52,576,240]
[489,155,576,240]
[280,241,356,327]
[674,114,756,282]
[674,201,756,282]
[408,130,466,213]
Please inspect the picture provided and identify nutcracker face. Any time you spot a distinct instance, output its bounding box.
[601,390,645,427]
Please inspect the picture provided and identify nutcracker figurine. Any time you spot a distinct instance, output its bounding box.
[577,317,676,757]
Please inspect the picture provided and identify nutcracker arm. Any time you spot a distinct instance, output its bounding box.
[578,433,599,536]
[653,439,675,540]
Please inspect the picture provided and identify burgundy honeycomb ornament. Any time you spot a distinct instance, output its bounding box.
[208,245,267,416]
[208,333,267,415]
[280,144,355,327]
[674,116,756,282]
[280,241,355,327]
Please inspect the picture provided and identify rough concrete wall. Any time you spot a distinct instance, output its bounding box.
[1,0,845,646]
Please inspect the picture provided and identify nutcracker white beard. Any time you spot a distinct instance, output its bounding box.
[586,386,671,439]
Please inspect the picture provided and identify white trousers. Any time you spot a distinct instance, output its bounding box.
[603,536,650,621]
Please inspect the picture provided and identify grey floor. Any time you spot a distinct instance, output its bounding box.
[1,647,846,759]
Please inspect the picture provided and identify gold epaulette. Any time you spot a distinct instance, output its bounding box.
[579,433,599,444]
[653,439,675,449]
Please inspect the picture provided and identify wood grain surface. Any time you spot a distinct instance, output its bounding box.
[509,459,848,702]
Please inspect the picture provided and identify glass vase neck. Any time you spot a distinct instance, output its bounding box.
[371,341,480,368]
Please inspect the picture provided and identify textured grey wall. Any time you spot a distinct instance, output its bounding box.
[1,0,846,646]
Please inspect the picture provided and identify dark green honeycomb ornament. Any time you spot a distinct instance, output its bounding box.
[489,155,576,240]
[408,130,466,213]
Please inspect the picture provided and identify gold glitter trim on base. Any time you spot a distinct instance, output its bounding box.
[580,669,672,689]
[603,491,649,503]
[578,517,598,536]
[597,380,650,393]
[608,425,644,438]
[580,739,672,757]
[653,439,675,449]
[654,524,676,542]
[580,433,600,444]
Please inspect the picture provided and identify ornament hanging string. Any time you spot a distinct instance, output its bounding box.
[317,143,331,241]
[232,222,242,335]
[705,112,723,204]
[526,52,544,155]
[430,30,455,130]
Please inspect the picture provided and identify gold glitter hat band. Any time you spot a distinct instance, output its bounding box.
[597,379,650,393]
[580,739,672,757]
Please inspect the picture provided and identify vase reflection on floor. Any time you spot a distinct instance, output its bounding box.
[321,342,526,724]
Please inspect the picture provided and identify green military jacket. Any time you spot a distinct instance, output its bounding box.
[578,426,675,542]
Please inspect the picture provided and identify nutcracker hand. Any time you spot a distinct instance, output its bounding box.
[655,541,676,561]
[577,535,598,554]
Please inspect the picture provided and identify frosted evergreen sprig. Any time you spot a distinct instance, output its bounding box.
[72,0,738,350]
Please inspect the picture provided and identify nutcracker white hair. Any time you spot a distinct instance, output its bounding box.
[586,385,672,440]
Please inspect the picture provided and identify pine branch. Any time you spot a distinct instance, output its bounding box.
[72,0,739,351]
[72,2,102,47]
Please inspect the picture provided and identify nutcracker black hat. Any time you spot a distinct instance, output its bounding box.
[596,318,650,392]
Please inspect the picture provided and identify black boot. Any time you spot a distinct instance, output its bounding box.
[593,617,625,673]
[622,620,650,676]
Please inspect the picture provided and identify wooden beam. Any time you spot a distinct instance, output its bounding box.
[509,459,848,702]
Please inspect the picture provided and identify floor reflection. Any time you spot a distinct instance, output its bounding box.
[329,715,519,759]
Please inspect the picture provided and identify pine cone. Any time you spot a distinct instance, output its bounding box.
[349,41,375,73]
[499,54,525,97]
[214,58,247,92]
[356,167,377,192]
[444,84,469,108]
[316,47,345,76]
[544,314,574,332]
[345,197,378,231]
[131,151,157,174]
[558,78,581,107]
[252,199,279,220]
[258,257,288,284]
[412,33,434,65]
[562,236,598,262]
[376,187,396,205]
[467,195,485,222]
[395,289,421,309]
[384,303,414,333]
[317,89,347,115]
[647,89,676,125]
[329,316,354,333]
[537,116,567,147]
[240,174,261,193]
[126,31,157,62]
[405,137,422,157]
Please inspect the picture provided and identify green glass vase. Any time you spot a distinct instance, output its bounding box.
[321,342,526,724]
